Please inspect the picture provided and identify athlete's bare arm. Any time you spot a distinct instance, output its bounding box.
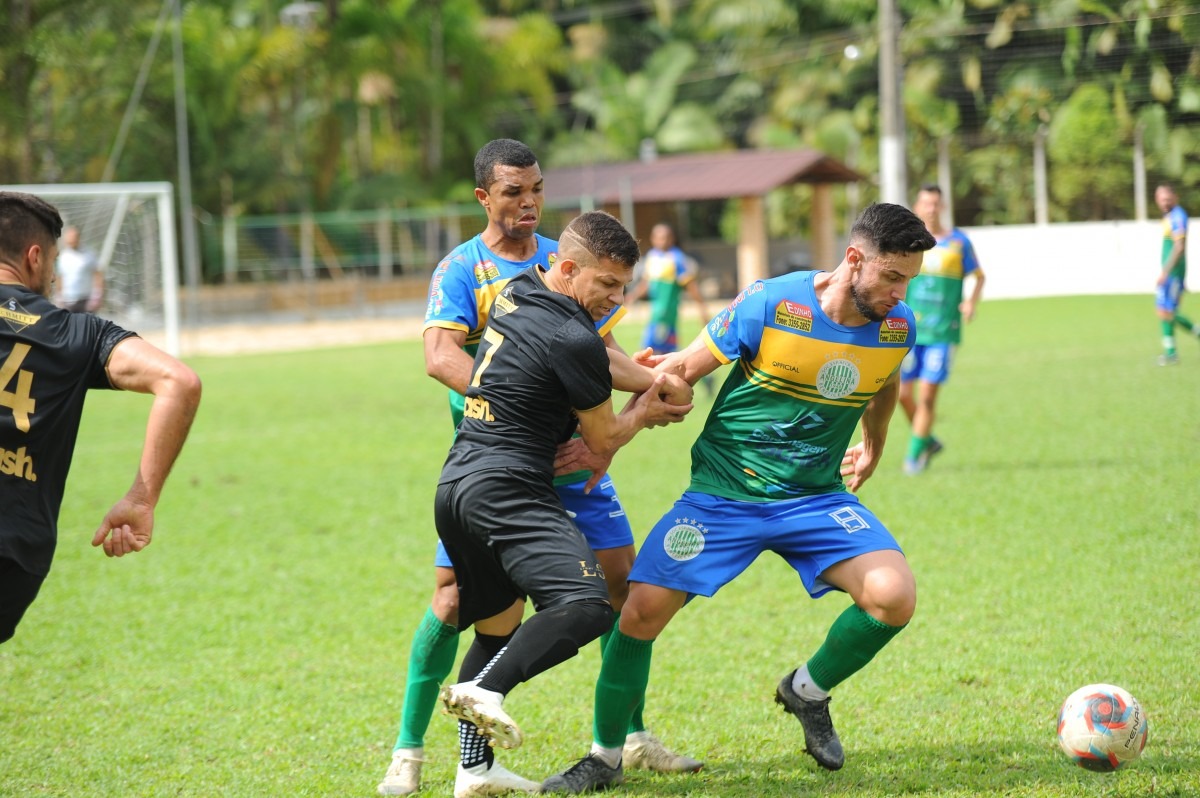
[92,337,202,557]
[423,326,472,395]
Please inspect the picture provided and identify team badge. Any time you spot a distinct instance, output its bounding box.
[663,518,707,561]
[1,298,40,333]
[878,317,909,344]
[816,354,860,399]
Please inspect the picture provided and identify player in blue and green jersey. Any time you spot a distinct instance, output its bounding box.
[626,223,707,355]
[543,203,937,793]
[898,184,985,474]
[378,140,697,798]
[1153,183,1196,365]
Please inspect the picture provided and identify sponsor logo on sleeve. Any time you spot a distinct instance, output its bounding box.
[879,317,909,344]
[773,300,813,332]
[474,260,501,283]
[1,298,40,333]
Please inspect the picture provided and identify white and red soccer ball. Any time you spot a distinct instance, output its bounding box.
[1057,683,1148,772]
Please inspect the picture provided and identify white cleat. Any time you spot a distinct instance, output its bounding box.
[440,682,523,750]
[623,731,703,773]
[377,752,423,796]
[454,762,541,798]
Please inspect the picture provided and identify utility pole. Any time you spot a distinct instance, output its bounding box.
[878,0,906,205]
[172,0,200,324]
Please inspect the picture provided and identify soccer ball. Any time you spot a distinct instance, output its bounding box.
[1057,683,1148,772]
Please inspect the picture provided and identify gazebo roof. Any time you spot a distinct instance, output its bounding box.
[542,148,863,204]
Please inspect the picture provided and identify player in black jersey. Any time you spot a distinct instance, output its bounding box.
[0,191,202,644]
[435,211,692,771]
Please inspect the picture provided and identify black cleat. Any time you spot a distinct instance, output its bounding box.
[775,670,845,771]
[542,754,625,794]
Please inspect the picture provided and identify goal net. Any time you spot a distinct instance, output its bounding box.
[2,182,180,355]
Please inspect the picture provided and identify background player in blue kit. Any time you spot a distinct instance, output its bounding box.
[378,141,697,798]
[1153,183,1196,365]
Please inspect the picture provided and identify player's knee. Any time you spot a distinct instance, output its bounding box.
[430,579,460,625]
[860,568,916,627]
[568,598,615,646]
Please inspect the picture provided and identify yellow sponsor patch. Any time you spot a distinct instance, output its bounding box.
[879,317,909,344]
[773,300,813,332]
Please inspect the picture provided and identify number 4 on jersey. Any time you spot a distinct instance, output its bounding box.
[0,344,36,432]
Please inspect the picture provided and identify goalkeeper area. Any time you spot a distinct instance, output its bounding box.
[4,182,180,354]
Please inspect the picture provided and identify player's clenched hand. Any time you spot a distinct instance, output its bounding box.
[92,496,155,557]
[840,442,880,493]
[638,374,692,427]
[658,373,693,408]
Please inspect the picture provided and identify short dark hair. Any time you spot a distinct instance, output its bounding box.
[0,191,64,265]
[474,138,538,190]
[916,183,942,197]
[850,202,936,255]
[561,211,641,269]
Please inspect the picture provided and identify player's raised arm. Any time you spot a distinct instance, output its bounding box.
[92,337,201,557]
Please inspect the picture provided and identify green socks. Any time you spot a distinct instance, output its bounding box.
[594,630,654,748]
[906,434,932,462]
[1162,320,1177,355]
[600,613,647,734]
[806,604,906,692]
[394,607,459,750]
[1174,314,1197,334]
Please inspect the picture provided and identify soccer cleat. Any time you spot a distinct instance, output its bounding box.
[542,754,625,794]
[926,438,944,458]
[623,731,703,773]
[902,454,928,476]
[440,682,523,750]
[454,762,541,798]
[1157,353,1180,366]
[775,670,845,771]
[377,752,423,796]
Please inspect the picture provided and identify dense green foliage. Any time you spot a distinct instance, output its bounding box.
[1,295,1198,796]
[2,1,1197,229]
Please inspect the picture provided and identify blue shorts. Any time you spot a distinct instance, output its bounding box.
[641,321,678,355]
[434,474,634,567]
[901,343,954,385]
[628,491,903,600]
[1156,275,1185,314]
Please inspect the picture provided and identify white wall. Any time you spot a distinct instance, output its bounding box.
[961,220,1194,300]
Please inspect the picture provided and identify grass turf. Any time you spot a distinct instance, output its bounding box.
[1,294,1198,797]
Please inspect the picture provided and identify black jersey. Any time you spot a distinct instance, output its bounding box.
[439,266,612,482]
[0,286,137,575]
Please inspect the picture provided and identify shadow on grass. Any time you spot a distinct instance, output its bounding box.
[603,741,1199,797]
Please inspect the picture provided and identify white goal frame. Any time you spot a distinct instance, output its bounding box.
[2,181,180,355]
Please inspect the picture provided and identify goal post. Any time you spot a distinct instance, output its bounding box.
[1,182,180,355]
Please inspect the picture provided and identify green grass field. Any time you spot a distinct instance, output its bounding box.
[2,294,1198,797]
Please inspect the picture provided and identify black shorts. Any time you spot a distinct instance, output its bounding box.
[435,467,610,630]
[0,557,46,644]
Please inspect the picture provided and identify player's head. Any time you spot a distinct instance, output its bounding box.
[556,211,641,321]
[62,225,81,249]
[0,191,63,297]
[473,139,544,240]
[845,202,936,322]
[649,222,676,251]
[912,183,943,231]
[1155,183,1178,214]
